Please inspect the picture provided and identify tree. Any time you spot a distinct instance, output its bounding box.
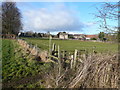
[95,2,119,34]
[2,2,22,35]
[33,32,38,37]
[38,33,42,37]
[98,32,105,41]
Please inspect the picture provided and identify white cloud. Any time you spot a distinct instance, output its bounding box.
[84,22,97,27]
[22,4,93,33]
[3,0,119,2]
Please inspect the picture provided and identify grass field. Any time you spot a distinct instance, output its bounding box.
[23,38,118,53]
[1,38,119,88]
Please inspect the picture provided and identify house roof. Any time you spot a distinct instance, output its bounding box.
[73,34,84,36]
[85,35,98,38]
[58,32,68,35]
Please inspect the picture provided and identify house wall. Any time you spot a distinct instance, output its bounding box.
[65,35,68,39]
[59,35,64,39]
[59,35,68,39]
[86,37,90,40]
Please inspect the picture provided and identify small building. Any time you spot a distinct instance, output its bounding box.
[73,34,85,40]
[85,35,98,40]
[57,32,68,39]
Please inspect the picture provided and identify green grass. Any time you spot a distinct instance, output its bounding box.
[23,37,118,53]
[2,39,51,88]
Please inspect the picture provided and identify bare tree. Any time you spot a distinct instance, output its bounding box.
[2,2,22,35]
[95,2,119,34]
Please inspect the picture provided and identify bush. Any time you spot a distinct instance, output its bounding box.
[90,38,97,40]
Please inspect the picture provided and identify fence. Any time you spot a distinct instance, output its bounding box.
[47,36,92,69]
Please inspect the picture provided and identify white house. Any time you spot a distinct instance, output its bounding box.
[58,32,68,39]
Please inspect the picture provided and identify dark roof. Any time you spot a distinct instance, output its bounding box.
[58,32,68,35]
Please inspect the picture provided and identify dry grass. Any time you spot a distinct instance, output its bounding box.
[43,53,119,88]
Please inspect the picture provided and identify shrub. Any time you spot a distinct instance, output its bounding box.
[90,38,97,40]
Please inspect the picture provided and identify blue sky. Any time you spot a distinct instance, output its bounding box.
[17,2,117,35]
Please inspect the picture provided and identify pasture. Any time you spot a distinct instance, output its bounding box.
[1,38,119,88]
[24,38,118,53]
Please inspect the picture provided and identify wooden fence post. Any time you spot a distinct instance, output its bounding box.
[52,43,55,51]
[58,45,61,75]
[49,35,52,60]
[58,45,61,62]
[73,49,77,68]
[70,55,74,69]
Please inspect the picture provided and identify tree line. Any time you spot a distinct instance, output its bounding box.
[19,32,50,38]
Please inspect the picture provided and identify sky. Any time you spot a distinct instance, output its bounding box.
[16,2,117,35]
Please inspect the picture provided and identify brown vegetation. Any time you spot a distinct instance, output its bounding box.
[43,53,119,88]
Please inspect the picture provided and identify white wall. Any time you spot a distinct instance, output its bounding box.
[86,37,90,40]
[65,35,68,39]
[59,35,68,39]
